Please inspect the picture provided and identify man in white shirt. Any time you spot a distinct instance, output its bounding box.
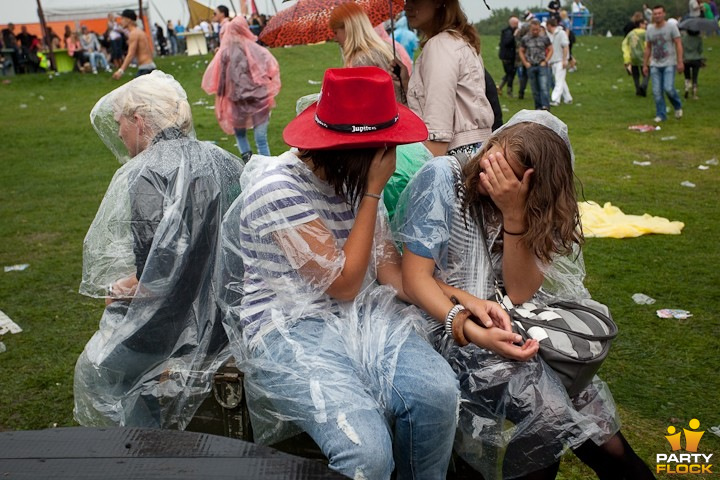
[688,0,704,17]
[571,0,587,13]
[547,18,572,106]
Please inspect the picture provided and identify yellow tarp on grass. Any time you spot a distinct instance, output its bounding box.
[579,201,685,238]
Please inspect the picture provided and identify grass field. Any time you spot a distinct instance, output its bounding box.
[1,35,719,479]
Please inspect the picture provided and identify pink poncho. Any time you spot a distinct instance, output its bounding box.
[202,16,281,133]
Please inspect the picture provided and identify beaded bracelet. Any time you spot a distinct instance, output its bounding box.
[444,304,465,338]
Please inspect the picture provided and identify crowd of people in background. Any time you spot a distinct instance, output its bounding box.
[2,1,715,477]
[491,0,711,120]
[621,1,712,121]
[496,7,579,111]
[0,8,274,77]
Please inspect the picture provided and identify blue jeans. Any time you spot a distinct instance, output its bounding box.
[87,52,109,72]
[650,65,682,120]
[527,65,550,109]
[234,119,270,156]
[247,319,459,479]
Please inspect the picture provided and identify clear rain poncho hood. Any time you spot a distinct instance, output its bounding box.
[393,109,619,479]
[218,151,430,445]
[395,109,587,305]
[75,71,244,429]
[201,16,281,134]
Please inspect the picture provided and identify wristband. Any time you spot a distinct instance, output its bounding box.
[452,309,471,346]
[364,192,382,200]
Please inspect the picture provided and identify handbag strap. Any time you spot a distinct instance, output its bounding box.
[514,300,618,341]
[446,154,506,304]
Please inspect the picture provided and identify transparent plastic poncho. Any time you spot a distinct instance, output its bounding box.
[74,71,244,429]
[393,110,619,479]
[218,151,424,445]
[201,16,281,134]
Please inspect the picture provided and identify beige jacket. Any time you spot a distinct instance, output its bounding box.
[407,31,493,150]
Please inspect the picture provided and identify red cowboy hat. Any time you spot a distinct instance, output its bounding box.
[283,66,428,150]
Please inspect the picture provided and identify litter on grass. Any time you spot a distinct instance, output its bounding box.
[681,181,696,188]
[0,310,23,335]
[632,293,656,305]
[698,165,710,170]
[661,136,677,141]
[657,309,692,319]
[633,161,652,166]
[629,124,660,132]
[4,264,29,272]
[706,158,718,165]
[307,79,322,85]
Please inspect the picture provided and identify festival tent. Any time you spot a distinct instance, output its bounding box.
[1,1,151,42]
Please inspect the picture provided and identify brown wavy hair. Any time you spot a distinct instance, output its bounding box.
[299,148,376,207]
[462,122,582,263]
[421,0,480,54]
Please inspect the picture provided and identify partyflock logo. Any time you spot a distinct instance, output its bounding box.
[657,419,714,474]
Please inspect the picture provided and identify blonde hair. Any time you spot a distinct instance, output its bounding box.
[329,3,393,68]
[114,71,193,137]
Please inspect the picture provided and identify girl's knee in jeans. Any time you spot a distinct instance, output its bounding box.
[327,434,394,479]
[427,366,460,414]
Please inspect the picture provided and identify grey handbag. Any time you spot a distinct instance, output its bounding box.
[502,296,618,397]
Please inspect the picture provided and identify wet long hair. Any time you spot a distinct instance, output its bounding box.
[462,122,582,263]
[299,148,377,207]
[421,0,480,54]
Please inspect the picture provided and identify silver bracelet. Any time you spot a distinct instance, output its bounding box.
[364,192,382,200]
[444,304,466,337]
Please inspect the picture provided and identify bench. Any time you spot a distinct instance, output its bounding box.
[185,359,327,461]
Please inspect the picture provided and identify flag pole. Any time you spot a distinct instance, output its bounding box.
[36,0,57,71]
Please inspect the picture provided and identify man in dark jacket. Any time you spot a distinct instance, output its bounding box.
[498,16,519,97]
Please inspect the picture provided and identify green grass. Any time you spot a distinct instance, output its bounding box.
[1,37,719,479]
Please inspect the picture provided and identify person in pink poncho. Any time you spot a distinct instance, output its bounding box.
[202,16,281,161]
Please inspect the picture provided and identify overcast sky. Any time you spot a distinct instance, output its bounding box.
[2,0,544,26]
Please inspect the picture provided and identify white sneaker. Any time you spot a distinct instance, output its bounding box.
[653,116,664,122]
[675,109,683,119]
[550,101,560,107]
[92,69,98,74]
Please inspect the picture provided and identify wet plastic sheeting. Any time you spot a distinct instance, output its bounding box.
[0,427,345,479]
[74,71,244,430]
[392,110,620,479]
[219,152,423,446]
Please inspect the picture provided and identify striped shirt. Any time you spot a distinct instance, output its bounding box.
[237,151,382,344]
[399,155,502,300]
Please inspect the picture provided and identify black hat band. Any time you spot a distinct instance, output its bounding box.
[314,114,399,134]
